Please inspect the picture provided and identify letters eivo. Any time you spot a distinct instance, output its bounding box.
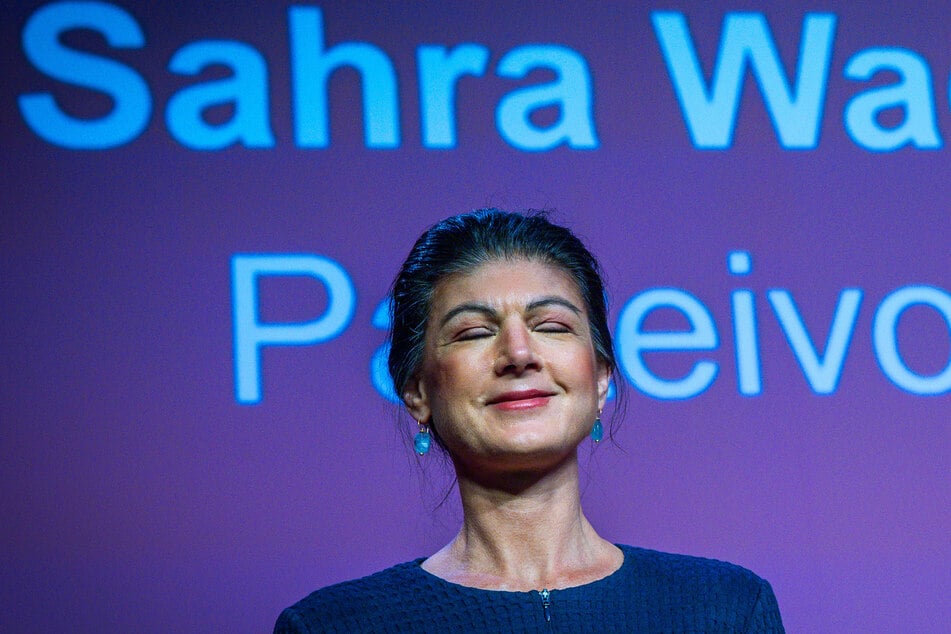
[18,4,948,151]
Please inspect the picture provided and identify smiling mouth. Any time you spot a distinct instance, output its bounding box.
[487,390,555,411]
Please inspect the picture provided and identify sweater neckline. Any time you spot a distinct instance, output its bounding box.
[409,543,630,596]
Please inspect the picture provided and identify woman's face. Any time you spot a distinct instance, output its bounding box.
[403,258,610,474]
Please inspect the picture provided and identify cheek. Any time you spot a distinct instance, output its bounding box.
[425,355,475,411]
[566,347,602,391]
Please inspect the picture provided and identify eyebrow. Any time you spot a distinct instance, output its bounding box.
[437,296,582,329]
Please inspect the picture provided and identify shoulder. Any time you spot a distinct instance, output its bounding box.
[614,545,784,632]
[618,544,766,589]
[273,559,428,634]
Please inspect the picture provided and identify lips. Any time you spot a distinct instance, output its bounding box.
[486,389,555,410]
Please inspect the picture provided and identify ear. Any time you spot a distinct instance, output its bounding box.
[402,374,431,424]
[596,359,611,411]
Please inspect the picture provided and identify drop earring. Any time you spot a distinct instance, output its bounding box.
[591,411,603,443]
[414,420,431,455]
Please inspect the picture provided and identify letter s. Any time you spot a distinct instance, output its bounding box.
[19,1,151,149]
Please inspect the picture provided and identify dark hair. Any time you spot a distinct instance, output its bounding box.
[388,209,616,415]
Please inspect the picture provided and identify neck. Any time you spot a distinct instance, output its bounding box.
[423,451,621,591]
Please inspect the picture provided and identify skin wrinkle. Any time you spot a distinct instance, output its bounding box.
[437,296,583,331]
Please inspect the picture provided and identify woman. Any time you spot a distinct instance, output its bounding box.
[275,209,784,633]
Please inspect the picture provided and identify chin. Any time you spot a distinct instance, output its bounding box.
[493,433,579,461]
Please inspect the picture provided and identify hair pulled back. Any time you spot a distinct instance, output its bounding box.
[388,209,615,404]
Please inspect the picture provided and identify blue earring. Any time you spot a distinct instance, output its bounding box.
[414,421,431,455]
[591,413,603,443]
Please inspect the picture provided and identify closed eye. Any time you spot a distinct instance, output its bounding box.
[534,321,571,333]
[455,327,494,340]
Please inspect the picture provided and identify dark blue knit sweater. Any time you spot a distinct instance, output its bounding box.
[275,544,784,633]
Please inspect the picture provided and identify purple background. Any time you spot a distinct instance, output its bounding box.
[2,2,948,632]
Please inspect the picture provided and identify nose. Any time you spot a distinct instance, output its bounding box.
[493,319,541,376]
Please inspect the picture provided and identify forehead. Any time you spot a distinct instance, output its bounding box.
[430,258,584,315]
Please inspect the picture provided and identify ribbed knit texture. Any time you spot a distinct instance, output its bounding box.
[274,545,785,633]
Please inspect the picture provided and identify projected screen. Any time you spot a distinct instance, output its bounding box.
[3,2,948,632]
